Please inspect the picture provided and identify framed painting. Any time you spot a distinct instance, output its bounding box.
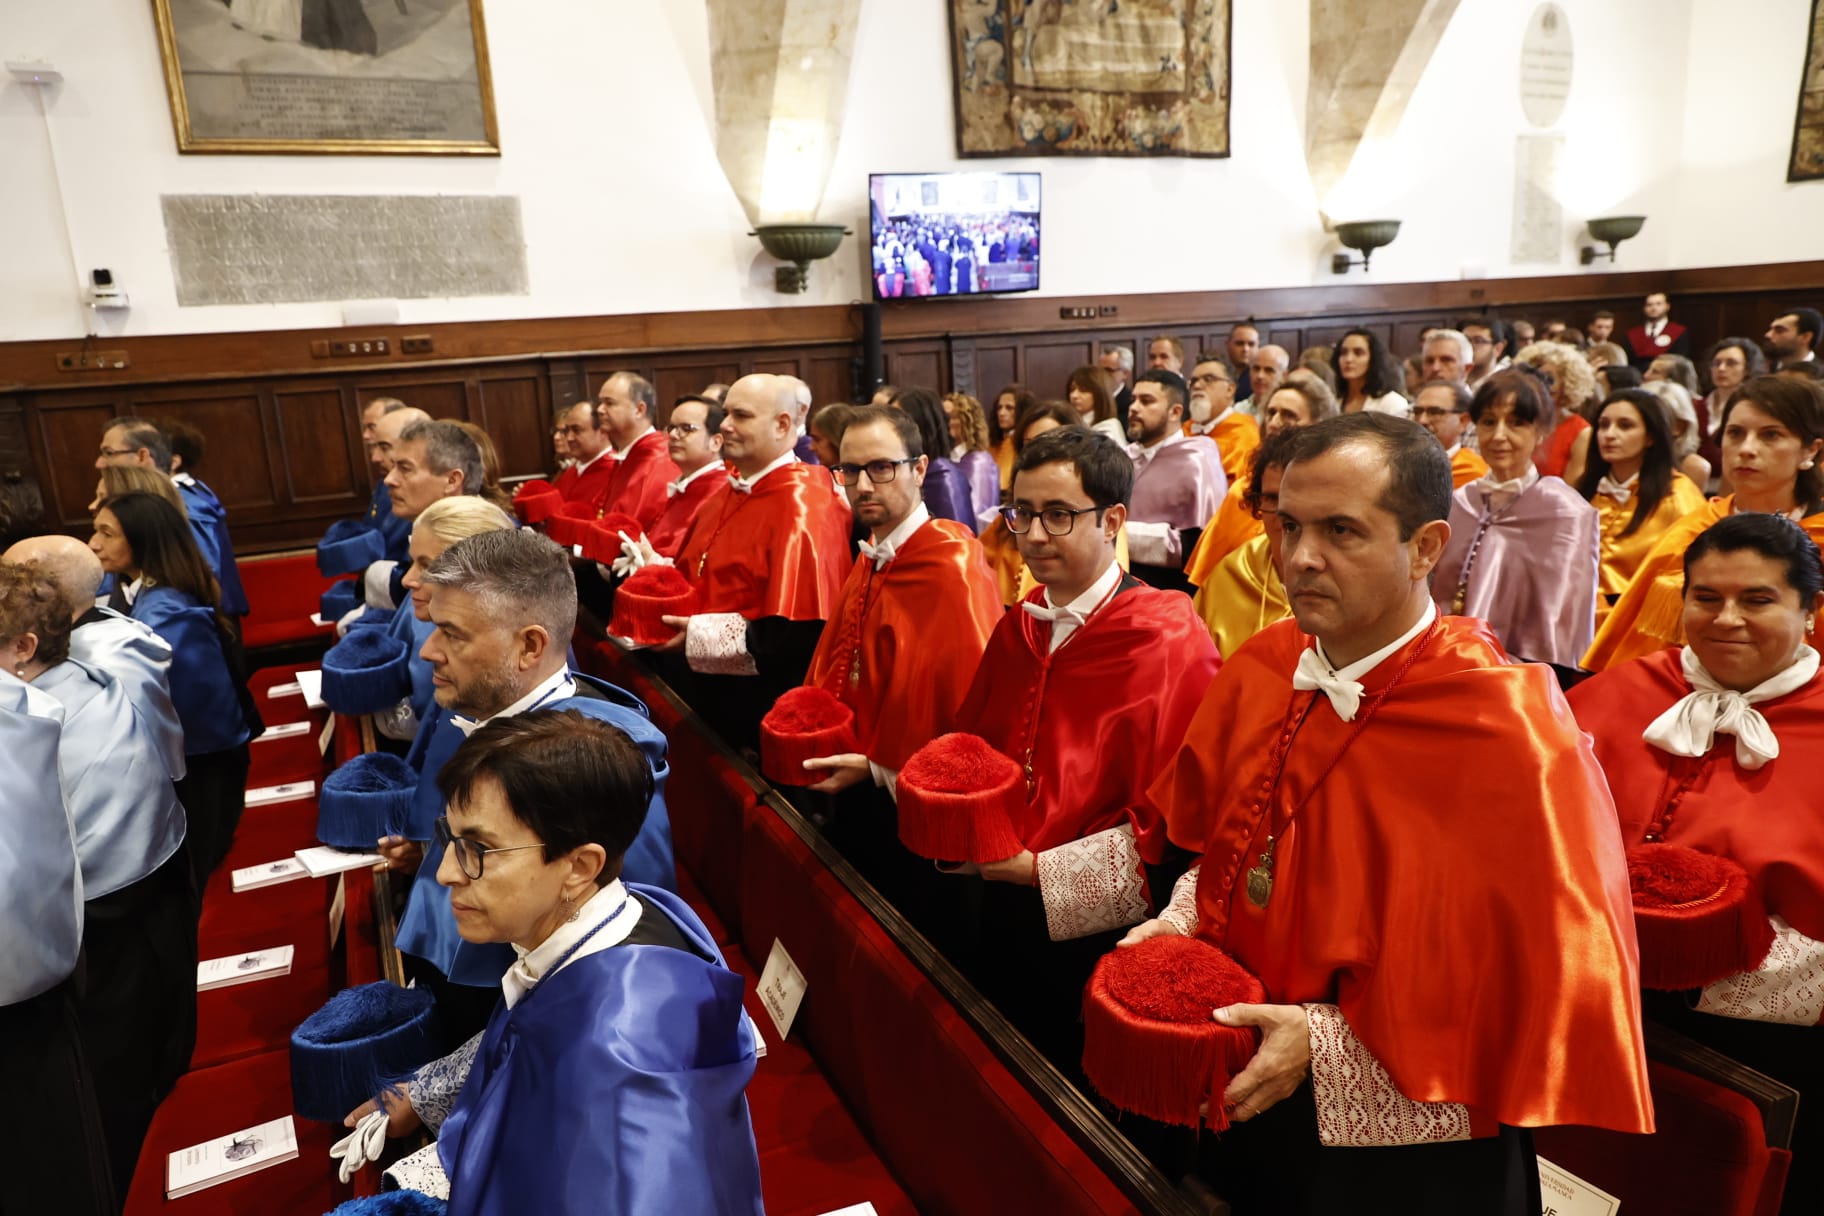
[949,0,1231,158]
[151,0,500,155]
[1790,0,1824,182]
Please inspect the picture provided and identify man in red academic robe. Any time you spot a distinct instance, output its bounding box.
[1139,414,1652,1214]
[595,372,680,532]
[951,426,1220,1072]
[1625,290,1691,370]
[553,400,616,510]
[648,395,730,557]
[648,374,851,745]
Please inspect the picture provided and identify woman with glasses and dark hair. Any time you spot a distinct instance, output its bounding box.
[1586,375,1824,671]
[88,491,257,881]
[1576,389,1708,626]
[1331,327,1410,418]
[1697,338,1770,480]
[889,387,975,529]
[1569,512,1824,1214]
[337,710,764,1214]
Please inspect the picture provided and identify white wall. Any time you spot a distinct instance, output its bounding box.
[0,0,1815,343]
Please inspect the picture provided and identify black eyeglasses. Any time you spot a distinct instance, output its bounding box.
[1000,504,1107,535]
[831,458,914,486]
[666,422,704,436]
[434,815,544,880]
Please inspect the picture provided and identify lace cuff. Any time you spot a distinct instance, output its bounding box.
[362,560,400,610]
[381,1142,451,1200]
[1696,916,1824,1026]
[1155,863,1201,937]
[407,1032,481,1134]
[1306,1003,1473,1146]
[685,612,758,676]
[1036,822,1151,942]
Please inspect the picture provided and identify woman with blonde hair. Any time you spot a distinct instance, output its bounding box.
[943,392,1000,518]
[1513,340,1598,484]
[88,464,183,513]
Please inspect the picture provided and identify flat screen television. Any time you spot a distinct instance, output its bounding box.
[867,171,1041,300]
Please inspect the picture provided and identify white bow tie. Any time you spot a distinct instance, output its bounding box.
[1596,474,1638,505]
[451,714,482,738]
[727,471,762,495]
[1291,646,1365,721]
[1022,600,1087,630]
[1642,646,1819,770]
[857,537,897,569]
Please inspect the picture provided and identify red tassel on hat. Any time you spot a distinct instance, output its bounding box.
[895,732,1026,863]
[1081,936,1264,1129]
[1628,844,1775,990]
[759,687,859,786]
[583,512,645,565]
[514,479,562,524]
[610,564,700,647]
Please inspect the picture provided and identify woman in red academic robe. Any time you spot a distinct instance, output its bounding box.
[1569,512,1824,1215]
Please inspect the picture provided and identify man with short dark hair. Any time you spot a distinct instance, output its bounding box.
[1143,413,1652,1214]
[1123,369,1228,591]
[1227,323,1261,402]
[953,427,1218,1072]
[1766,307,1821,368]
[646,395,728,556]
[94,418,248,617]
[554,399,615,508]
[1626,291,1690,369]
[1587,310,1616,345]
[1459,319,1509,391]
[596,372,680,529]
[350,397,414,565]
[1412,379,1487,486]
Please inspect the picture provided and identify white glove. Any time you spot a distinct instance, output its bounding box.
[611,533,672,578]
[329,1107,389,1183]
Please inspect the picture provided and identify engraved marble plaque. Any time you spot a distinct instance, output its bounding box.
[1510,134,1565,264]
[161,194,528,306]
[1519,4,1574,129]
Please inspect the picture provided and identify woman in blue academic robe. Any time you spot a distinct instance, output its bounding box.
[334,710,763,1216]
[91,491,258,881]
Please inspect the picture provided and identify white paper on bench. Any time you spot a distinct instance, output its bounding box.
[294,845,385,879]
[166,1115,298,1198]
[814,1205,880,1216]
[296,668,326,709]
[196,945,293,992]
[266,681,302,699]
[230,858,308,892]
[256,721,311,742]
[245,781,315,808]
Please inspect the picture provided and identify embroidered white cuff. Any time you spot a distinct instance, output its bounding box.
[1156,863,1201,937]
[1123,519,1180,568]
[1305,1003,1472,1146]
[381,1142,451,1200]
[362,559,400,610]
[407,1031,481,1134]
[1036,822,1151,942]
[1695,916,1824,1026]
[685,611,758,675]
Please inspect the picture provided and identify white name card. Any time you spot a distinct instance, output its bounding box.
[1538,1157,1621,1216]
[246,781,314,807]
[255,721,311,742]
[296,669,325,709]
[266,681,302,699]
[166,1115,298,1198]
[757,938,807,1043]
[295,845,385,879]
[197,945,293,992]
[230,858,308,892]
[815,1205,880,1216]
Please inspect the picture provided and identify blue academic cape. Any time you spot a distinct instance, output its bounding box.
[176,478,249,617]
[129,587,253,756]
[435,885,764,1216]
[387,601,437,733]
[394,674,676,987]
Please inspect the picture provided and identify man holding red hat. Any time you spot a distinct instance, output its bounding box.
[1139,414,1652,1213]
[951,426,1219,1070]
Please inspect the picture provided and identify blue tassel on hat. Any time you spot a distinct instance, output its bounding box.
[291,982,439,1124]
[321,628,412,715]
[318,752,416,848]
[318,520,387,577]
[321,579,362,622]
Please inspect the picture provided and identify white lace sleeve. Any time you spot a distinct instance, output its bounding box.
[407,1032,481,1134]
[1155,864,1200,937]
[1036,823,1151,942]
[1695,916,1824,1026]
[1305,1003,1472,1146]
[381,1142,451,1200]
[684,612,758,676]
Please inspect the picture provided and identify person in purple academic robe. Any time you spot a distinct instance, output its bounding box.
[335,711,762,1216]
[1432,369,1599,668]
[894,387,979,530]
[1121,370,1229,593]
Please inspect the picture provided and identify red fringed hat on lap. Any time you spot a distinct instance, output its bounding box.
[583,512,645,566]
[544,500,599,548]
[759,686,858,786]
[1628,844,1774,989]
[1081,936,1265,1129]
[895,732,1026,863]
[513,479,562,524]
[610,564,700,646]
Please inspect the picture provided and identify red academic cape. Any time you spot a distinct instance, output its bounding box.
[1569,648,1824,943]
[648,466,729,557]
[804,519,1003,772]
[1152,616,1654,1134]
[602,430,681,533]
[674,463,851,621]
[1627,320,1689,364]
[955,576,1220,864]
[554,452,616,511]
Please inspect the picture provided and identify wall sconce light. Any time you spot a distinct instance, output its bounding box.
[1330,220,1402,274]
[751,223,852,294]
[1580,215,1646,265]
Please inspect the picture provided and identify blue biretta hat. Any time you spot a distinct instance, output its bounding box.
[344,608,393,632]
[317,520,387,577]
[320,628,412,715]
[291,982,439,1123]
[321,578,362,622]
[318,752,416,848]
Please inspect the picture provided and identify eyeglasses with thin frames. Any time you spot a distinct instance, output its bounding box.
[96,446,136,459]
[831,458,914,487]
[666,422,705,436]
[1000,504,1108,536]
[434,815,544,880]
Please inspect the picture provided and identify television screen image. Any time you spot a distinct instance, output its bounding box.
[868,171,1041,300]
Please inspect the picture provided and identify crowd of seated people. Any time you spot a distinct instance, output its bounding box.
[4,291,1823,1215]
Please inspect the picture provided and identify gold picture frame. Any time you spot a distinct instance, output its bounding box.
[152,0,500,156]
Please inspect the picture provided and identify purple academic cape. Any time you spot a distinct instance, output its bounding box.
[1130,433,1229,530]
[435,885,763,1216]
[1432,476,1598,667]
[959,449,1001,520]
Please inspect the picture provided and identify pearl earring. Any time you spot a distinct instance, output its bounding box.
[1804,460,1816,471]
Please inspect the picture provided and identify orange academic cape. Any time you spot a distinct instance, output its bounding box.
[956,577,1220,864]
[1583,496,1824,671]
[1450,446,1489,488]
[602,430,681,533]
[1569,647,1824,943]
[1182,479,1263,589]
[1151,616,1654,1133]
[674,462,852,621]
[803,519,1003,771]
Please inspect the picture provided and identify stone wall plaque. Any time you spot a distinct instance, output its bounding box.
[1510,134,1565,264]
[1519,4,1573,129]
[161,194,528,306]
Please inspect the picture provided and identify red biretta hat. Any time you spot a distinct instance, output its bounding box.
[759,686,858,787]
[610,564,700,647]
[1628,844,1775,990]
[894,732,1025,863]
[544,500,599,548]
[582,512,645,566]
[1081,935,1265,1129]
[513,479,563,524]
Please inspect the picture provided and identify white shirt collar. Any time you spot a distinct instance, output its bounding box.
[453,666,574,737]
[611,426,656,460]
[861,502,930,568]
[669,459,724,493]
[1313,600,1437,685]
[729,449,797,493]
[1047,555,1123,617]
[571,445,611,477]
[950,443,968,463]
[1444,442,1462,459]
[501,879,640,1009]
[1133,430,1182,459]
[171,472,197,488]
[121,576,145,607]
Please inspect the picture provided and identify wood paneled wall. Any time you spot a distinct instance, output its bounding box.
[3,261,1819,554]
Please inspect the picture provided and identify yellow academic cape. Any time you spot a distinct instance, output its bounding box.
[1194,531,1290,659]
[1182,480,1264,589]
[1592,474,1707,626]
